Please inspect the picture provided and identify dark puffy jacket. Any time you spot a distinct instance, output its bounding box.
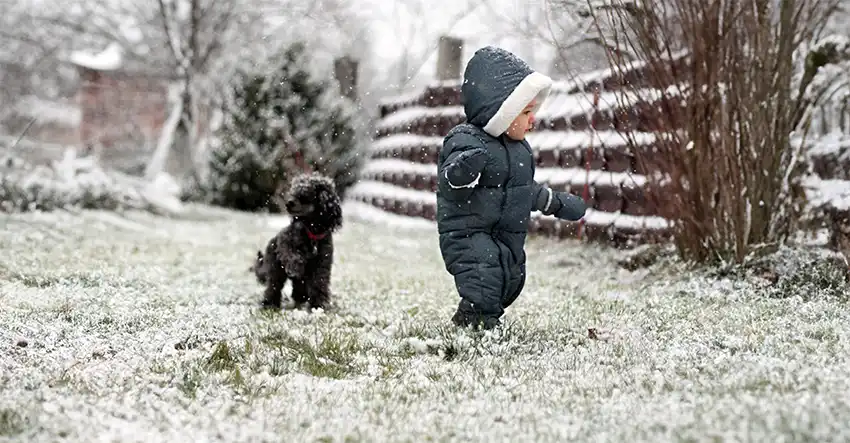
[436,46,587,322]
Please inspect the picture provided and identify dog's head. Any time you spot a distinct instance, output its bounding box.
[250,250,268,284]
[283,173,343,232]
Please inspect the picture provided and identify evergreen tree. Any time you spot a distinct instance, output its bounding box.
[203,42,365,212]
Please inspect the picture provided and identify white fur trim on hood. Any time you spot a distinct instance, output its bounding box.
[482,71,553,137]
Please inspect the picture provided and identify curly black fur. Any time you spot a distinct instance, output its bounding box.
[252,173,343,310]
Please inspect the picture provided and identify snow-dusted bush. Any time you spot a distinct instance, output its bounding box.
[588,0,833,264]
[197,42,366,213]
[0,150,183,215]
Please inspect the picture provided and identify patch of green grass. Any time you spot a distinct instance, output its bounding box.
[315,436,364,443]
[177,364,205,399]
[262,331,363,379]
[207,340,239,372]
[0,262,153,292]
[0,408,28,436]
[14,273,63,288]
[7,271,106,289]
[177,334,366,399]
[204,340,259,393]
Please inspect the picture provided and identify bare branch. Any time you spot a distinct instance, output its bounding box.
[157,0,186,64]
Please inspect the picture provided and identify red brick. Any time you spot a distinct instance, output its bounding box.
[406,146,418,162]
[569,113,590,131]
[543,117,569,131]
[558,148,582,168]
[393,199,407,214]
[535,149,558,167]
[604,148,634,173]
[632,149,666,176]
[420,146,438,164]
[418,174,435,191]
[78,67,175,150]
[408,202,423,217]
[412,174,428,191]
[582,223,612,242]
[392,171,404,186]
[538,218,558,236]
[580,148,606,170]
[422,204,436,220]
[593,184,624,212]
[621,184,656,216]
[427,144,440,164]
[528,218,540,234]
[557,220,579,239]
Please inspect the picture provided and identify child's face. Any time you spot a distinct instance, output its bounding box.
[505,99,537,141]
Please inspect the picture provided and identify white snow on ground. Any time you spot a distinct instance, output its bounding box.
[2,203,850,441]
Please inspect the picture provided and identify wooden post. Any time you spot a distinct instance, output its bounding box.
[333,56,359,101]
[436,36,463,81]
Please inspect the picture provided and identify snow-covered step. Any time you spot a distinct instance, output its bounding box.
[347,180,670,243]
[374,85,686,138]
[369,130,660,175]
[358,160,652,216]
[804,176,850,211]
[361,158,647,187]
[375,50,690,116]
[809,134,850,181]
[370,131,657,154]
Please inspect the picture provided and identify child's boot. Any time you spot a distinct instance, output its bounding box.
[451,300,501,330]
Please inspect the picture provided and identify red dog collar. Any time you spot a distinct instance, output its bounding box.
[306,229,327,241]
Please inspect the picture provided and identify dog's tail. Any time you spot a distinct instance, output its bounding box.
[250,250,268,284]
[249,250,263,271]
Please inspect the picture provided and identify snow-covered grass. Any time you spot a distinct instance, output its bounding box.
[2,202,850,442]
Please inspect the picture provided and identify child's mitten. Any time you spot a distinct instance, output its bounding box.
[538,189,587,221]
[444,149,488,188]
[553,191,587,220]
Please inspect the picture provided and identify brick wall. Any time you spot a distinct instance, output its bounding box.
[77,67,169,151]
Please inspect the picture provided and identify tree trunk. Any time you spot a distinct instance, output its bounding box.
[436,36,464,81]
[334,56,359,101]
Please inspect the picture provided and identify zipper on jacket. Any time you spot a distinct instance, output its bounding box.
[501,136,510,215]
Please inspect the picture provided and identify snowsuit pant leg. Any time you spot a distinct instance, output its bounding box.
[496,230,527,310]
[440,231,507,321]
[501,262,526,309]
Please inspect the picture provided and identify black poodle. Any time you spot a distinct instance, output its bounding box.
[252,173,343,310]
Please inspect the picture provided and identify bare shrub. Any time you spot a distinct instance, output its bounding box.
[583,0,837,264]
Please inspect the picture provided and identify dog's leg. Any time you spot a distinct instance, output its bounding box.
[290,279,309,309]
[306,239,334,311]
[261,272,287,310]
[306,280,331,311]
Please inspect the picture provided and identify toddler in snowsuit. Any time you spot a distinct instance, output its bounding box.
[437,46,587,330]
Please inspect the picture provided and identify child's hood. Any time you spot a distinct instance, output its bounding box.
[460,46,553,138]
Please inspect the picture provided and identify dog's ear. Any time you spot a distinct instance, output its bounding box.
[317,183,343,230]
